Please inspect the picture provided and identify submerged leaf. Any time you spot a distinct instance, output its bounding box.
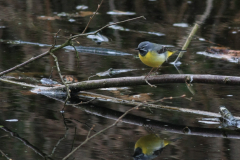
[62,75,78,84]
[37,16,61,20]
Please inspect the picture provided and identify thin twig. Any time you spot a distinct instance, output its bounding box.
[0,150,12,160]
[69,16,146,40]
[49,129,69,157]
[49,112,69,157]
[150,94,188,104]
[87,125,95,138]
[0,50,49,76]
[0,126,52,159]
[145,105,153,113]
[62,104,141,160]
[49,53,71,108]
[71,44,79,59]
[174,23,199,63]
[49,29,71,110]
[64,118,97,132]
[62,112,69,130]
[81,0,104,34]
[0,77,44,88]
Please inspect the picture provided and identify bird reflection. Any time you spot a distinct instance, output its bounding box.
[133,134,180,160]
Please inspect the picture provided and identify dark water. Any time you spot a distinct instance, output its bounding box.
[1,0,240,160]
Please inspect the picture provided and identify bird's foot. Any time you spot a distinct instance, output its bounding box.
[145,79,157,88]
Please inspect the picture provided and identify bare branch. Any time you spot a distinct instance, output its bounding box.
[48,30,71,110]
[150,94,190,103]
[0,126,52,159]
[0,50,49,76]
[87,125,95,138]
[49,129,69,157]
[33,74,240,93]
[69,16,146,40]
[0,150,12,160]
[81,0,104,34]
[0,77,44,88]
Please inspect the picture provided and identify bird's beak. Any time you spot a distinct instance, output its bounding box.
[135,48,139,50]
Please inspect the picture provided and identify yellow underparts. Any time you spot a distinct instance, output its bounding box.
[134,134,170,155]
[139,51,174,68]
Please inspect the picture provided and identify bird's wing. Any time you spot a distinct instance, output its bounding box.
[164,47,178,52]
[156,46,177,54]
[156,47,165,54]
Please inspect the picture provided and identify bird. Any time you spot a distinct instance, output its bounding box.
[135,41,185,87]
[133,134,181,160]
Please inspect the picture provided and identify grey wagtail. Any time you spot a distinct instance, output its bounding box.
[135,41,186,87]
[133,134,181,160]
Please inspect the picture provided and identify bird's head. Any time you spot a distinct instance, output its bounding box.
[135,41,152,56]
[133,147,147,160]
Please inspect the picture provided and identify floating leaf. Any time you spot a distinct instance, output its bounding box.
[62,75,78,84]
[79,11,96,17]
[37,16,60,20]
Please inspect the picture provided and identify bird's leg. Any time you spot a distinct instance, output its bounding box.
[145,79,157,88]
[152,67,160,75]
[144,67,154,79]
[144,68,157,88]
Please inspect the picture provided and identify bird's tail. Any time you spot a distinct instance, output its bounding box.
[167,49,186,57]
[167,51,174,58]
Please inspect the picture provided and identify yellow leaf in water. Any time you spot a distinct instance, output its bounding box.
[79,11,98,17]
[37,16,60,20]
